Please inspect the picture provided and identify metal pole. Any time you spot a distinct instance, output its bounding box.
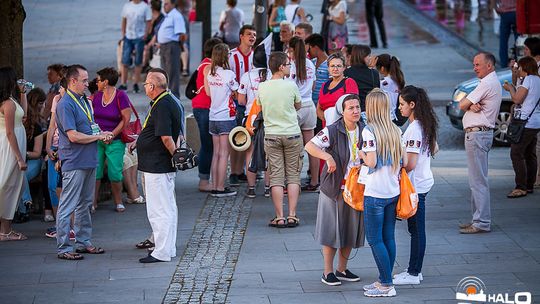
[253,0,268,39]
[196,0,211,44]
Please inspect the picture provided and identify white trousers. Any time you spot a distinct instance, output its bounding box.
[143,172,178,261]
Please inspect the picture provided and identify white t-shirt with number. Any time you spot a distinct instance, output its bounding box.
[311,126,361,184]
[238,68,271,114]
[287,59,316,105]
[402,120,433,194]
[361,127,400,198]
[207,67,239,121]
[121,1,152,40]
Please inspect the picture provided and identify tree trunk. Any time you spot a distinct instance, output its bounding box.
[0,0,26,78]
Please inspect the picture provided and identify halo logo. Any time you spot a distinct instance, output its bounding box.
[456,276,532,304]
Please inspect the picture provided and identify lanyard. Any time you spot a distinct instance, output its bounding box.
[67,90,93,123]
[143,91,169,129]
[345,123,358,161]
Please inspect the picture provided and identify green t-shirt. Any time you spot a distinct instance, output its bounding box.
[257,79,301,135]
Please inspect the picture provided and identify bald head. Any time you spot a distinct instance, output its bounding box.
[148,72,168,89]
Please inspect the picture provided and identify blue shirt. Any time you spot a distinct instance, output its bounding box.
[312,58,329,104]
[157,8,186,44]
[55,90,98,171]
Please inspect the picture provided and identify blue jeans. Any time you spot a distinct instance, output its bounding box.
[48,158,59,207]
[193,108,213,180]
[407,192,427,276]
[364,195,398,286]
[18,159,42,214]
[499,11,517,68]
[122,37,145,66]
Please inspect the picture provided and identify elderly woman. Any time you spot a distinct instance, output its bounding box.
[305,94,365,286]
[503,56,540,198]
[91,67,132,212]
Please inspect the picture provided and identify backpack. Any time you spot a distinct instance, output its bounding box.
[185,69,198,100]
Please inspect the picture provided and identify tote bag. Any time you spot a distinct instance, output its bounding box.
[396,168,419,220]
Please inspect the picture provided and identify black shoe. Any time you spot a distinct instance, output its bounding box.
[118,84,127,91]
[246,187,256,198]
[211,188,237,197]
[322,273,342,286]
[133,83,140,93]
[370,44,378,49]
[335,269,361,282]
[238,173,248,182]
[229,174,240,186]
[139,255,164,263]
[383,43,388,49]
[301,183,320,192]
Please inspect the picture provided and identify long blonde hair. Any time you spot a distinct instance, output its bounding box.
[365,88,402,171]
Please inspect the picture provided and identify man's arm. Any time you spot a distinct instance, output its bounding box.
[161,136,176,156]
[459,97,473,111]
[121,17,127,38]
[66,130,109,144]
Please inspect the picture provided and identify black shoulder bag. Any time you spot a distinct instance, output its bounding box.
[507,97,540,144]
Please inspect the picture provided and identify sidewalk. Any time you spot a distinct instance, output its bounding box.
[227,149,540,304]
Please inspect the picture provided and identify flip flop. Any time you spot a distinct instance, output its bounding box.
[57,252,84,260]
[115,204,126,212]
[135,239,155,249]
[507,189,527,198]
[75,246,105,254]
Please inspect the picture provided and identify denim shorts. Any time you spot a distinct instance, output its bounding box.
[122,37,145,66]
[209,120,236,136]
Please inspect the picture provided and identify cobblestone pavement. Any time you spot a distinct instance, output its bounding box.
[163,193,252,304]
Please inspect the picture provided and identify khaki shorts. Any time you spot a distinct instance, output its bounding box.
[264,134,304,188]
[297,103,317,131]
[123,148,138,170]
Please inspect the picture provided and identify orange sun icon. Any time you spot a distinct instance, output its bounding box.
[466,285,477,295]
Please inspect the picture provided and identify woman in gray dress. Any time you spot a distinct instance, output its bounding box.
[305,94,365,286]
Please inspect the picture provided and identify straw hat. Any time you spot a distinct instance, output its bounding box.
[228,126,252,152]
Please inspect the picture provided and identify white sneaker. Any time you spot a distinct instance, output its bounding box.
[393,272,421,285]
[364,286,396,297]
[394,269,423,281]
[44,214,55,222]
[125,196,145,204]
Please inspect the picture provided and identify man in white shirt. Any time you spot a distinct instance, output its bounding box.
[120,0,151,93]
[157,0,187,98]
[280,21,295,54]
[458,52,502,234]
[227,24,257,186]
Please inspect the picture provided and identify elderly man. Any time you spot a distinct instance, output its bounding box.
[157,0,186,98]
[280,21,294,54]
[294,22,313,41]
[458,52,502,234]
[55,64,112,260]
[133,69,182,263]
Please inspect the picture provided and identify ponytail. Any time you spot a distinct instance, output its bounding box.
[389,56,405,90]
[289,37,307,83]
[400,85,438,156]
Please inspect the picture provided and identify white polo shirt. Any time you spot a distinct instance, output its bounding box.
[462,71,502,129]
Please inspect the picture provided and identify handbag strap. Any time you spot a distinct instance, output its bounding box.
[524,97,540,121]
[116,92,140,120]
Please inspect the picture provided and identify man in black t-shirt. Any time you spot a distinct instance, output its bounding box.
[130,69,182,263]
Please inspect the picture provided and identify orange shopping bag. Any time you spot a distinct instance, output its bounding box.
[245,98,262,135]
[342,167,365,211]
[396,168,419,220]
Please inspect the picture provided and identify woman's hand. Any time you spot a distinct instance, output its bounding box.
[326,156,337,173]
[46,149,57,161]
[502,82,514,92]
[18,159,27,171]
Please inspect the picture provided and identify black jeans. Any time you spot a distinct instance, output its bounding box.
[365,0,387,47]
[510,128,540,190]
[407,193,427,276]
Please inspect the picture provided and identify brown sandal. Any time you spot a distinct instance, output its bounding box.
[0,231,28,242]
[507,189,527,198]
[75,246,105,254]
[268,217,286,228]
[57,252,84,260]
[287,216,300,228]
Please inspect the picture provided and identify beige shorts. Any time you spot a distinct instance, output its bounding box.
[123,148,138,170]
[264,134,304,188]
[297,103,317,131]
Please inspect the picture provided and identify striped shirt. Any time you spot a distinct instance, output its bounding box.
[228,48,253,82]
[312,58,329,104]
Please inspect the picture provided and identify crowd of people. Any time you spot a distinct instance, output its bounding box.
[1,0,539,299]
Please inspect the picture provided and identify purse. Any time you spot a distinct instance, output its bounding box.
[172,140,199,171]
[507,97,540,144]
[117,97,142,143]
[396,168,419,220]
[342,166,365,211]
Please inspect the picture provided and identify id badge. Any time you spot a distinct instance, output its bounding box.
[90,123,101,136]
